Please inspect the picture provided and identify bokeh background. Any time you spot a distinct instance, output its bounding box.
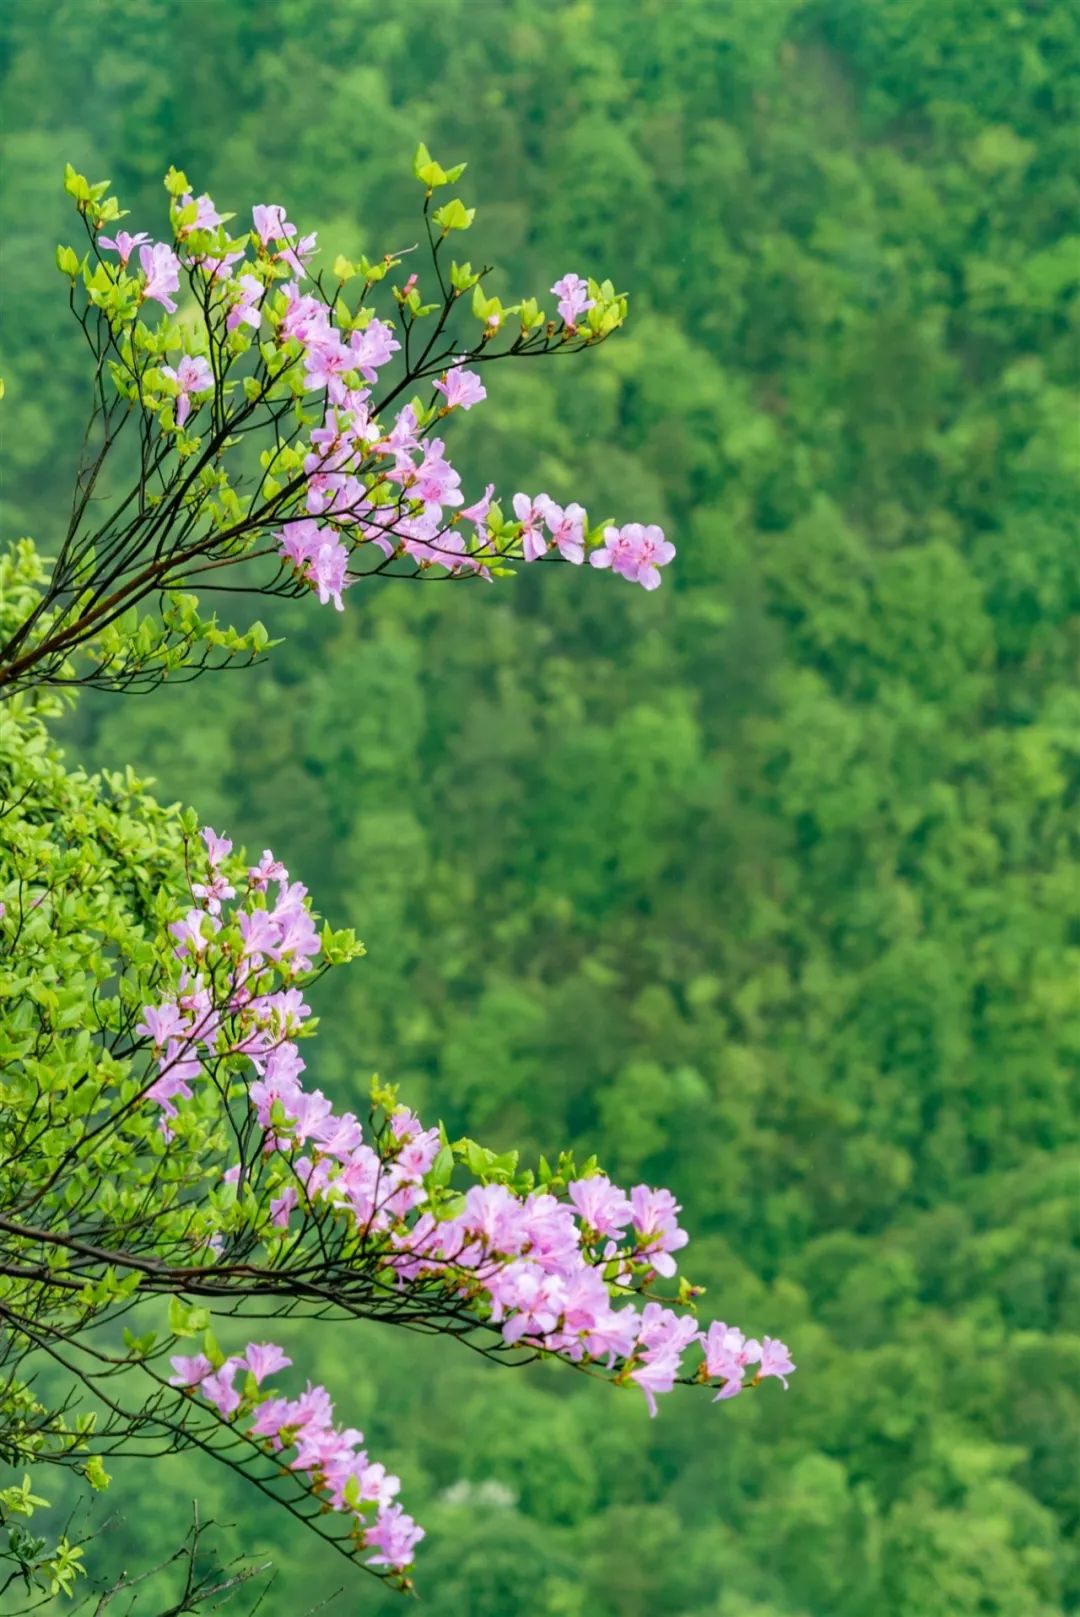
[3,1,1079,1612]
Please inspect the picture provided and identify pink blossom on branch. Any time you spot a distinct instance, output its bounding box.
[275,520,351,611]
[179,1344,424,1575]
[551,271,595,329]
[252,204,294,245]
[140,829,793,1451]
[248,203,317,276]
[537,495,587,565]
[512,492,550,562]
[98,228,149,265]
[178,191,224,235]
[138,241,181,313]
[240,1343,292,1383]
[226,273,264,333]
[63,167,677,686]
[433,362,487,412]
[159,354,214,427]
[589,522,676,589]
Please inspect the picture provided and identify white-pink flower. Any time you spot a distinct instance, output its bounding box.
[160,354,213,427]
[139,242,181,313]
[551,271,595,329]
[99,229,149,266]
[433,363,487,412]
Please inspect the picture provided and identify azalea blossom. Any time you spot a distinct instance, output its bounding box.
[178,191,223,235]
[537,495,587,565]
[433,363,487,412]
[551,271,594,328]
[160,354,214,427]
[513,492,549,562]
[589,523,675,589]
[139,241,181,313]
[252,203,295,245]
[226,272,264,333]
[98,228,149,265]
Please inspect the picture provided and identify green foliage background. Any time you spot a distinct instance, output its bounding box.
[2,1,1079,1611]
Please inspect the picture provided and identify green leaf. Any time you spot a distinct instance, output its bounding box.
[83,1456,111,1491]
[428,1144,455,1189]
[432,198,475,234]
[163,165,190,198]
[450,260,480,293]
[168,1297,210,1338]
[413,143,468,191]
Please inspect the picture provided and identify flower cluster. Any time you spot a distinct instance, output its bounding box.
[134,828,794,1574]
[170,1343,423,1574]
[551,271,594,329]
[134,827,320,1125]
[83,173,674,605]
[590,524,677,591]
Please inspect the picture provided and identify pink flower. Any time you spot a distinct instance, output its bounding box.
[701,1321,761,1400]
[251,987,311,1033]
[303,330,352,392]
[410,440,463,512]
[629,1185,688,1278]
[201,1359,243,1417]
[148,1045,199,1118]
[252,204,294,246]
[551,272,595,329]
[191,869,235,914]
[629,1352,680,1418]
[160,355,214,427]
[567,1174,633,1238]
[178,192,223,235]
[199,248,244,280]
[270,1186,299,1228]
[226,273,264,333]
[537,496,586,565]
[248,850,288,891]
[249,1069,303,1132]
[280,283,330,343]
[590,523,675,590]
[200,826,232,868]
[308,538,350,610]
[759,1336,796,1389]
[381,403,420,461]
[240,1343,292,1383]
[169,1353,212,1387]
[272,228,318,276]
[248,1396,293,1441]
[364,1503,425,1571]
[434,363,487,412]
[238,909,279,959]
[460,483,495,529]
[589,525,638,581]
[275,520,350,609]
[99,229,149,266]
[625,523,675,591]
[513,493,549,562]
[348,319,400,383]
[275,519,324,568]
[283,1087,335,1148]
[348,1459,400,1510]
[135,1002,186,1048]
[139,242,181,313]
[169,908,217,958]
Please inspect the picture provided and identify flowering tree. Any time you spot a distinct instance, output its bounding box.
[0,155,792,1608]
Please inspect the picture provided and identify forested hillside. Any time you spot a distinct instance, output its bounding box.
[2,1,1078,1612]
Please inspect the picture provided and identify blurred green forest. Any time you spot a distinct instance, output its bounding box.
[2,0,1080,1612]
